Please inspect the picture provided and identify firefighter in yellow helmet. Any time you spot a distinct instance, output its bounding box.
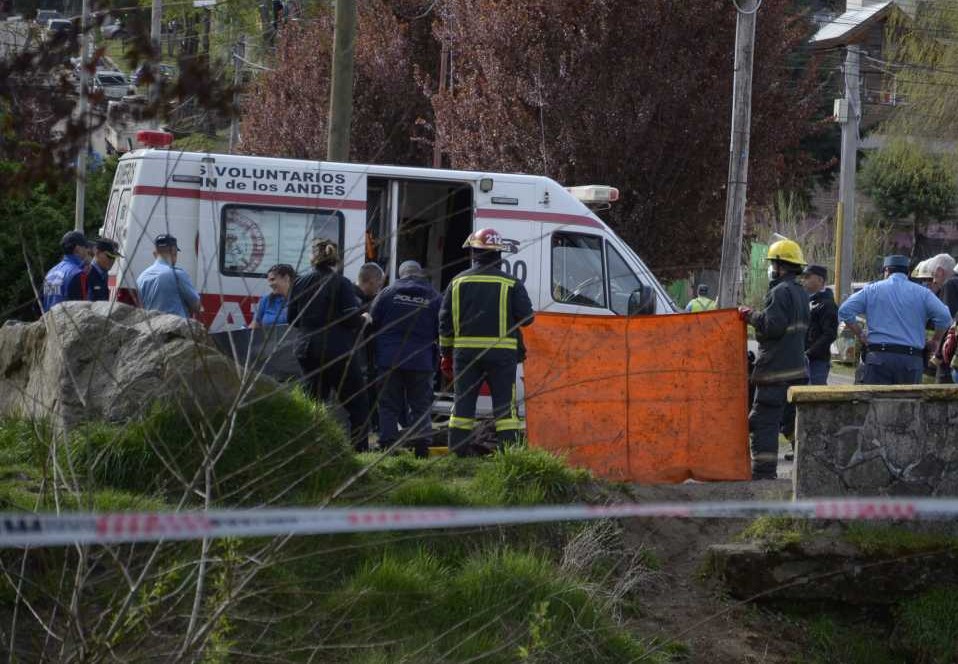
[439,228,535,456]
[737,238,810,480]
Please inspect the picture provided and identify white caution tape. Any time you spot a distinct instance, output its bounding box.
[1,498,957,548]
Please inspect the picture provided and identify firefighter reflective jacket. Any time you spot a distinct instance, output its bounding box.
[439,263,534,359]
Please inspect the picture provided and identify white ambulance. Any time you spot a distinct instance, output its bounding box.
[102,132,676,328]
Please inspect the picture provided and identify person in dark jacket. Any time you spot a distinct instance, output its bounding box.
[780,264,837,459]
[354,262,385,422]
[801,264,838,385]
[287,238,370,451]
[86,238,122,302]
[738,238,810,480]
[439,228,534,456]
[369,260,441,458]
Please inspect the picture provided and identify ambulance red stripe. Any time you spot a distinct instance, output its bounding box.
[132,185,367,210]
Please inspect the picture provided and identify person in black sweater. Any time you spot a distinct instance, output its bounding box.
[287,238,370,451]
[801,265,838,385]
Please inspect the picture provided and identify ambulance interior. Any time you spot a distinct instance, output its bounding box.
[366,178,473,291]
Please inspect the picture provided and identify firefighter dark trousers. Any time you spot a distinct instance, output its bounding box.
[448,350,522,456]
[748,383,789,479]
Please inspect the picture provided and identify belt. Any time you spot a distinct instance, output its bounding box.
[866,343,924,356]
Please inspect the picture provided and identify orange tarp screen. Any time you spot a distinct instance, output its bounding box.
[523,310,750,483]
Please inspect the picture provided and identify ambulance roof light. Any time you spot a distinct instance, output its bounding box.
[136,130,174,149]
[565,185,620,205]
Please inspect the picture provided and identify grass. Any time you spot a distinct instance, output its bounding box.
[66,387,357,505]
[897,587,958,663]
[1,409,639,662]
[325,546,660,663]
[351,446,590,507]
[471,445,591,505]
[739,516,810,551]
[844,524,958,556]
[795,615,902,664]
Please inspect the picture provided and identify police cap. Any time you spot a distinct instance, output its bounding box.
[61,230,94,252]
[95,238,123,258]
[153,234,179,250]
[882,255,910,270]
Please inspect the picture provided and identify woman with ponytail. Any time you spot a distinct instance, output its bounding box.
[287,238,370,450]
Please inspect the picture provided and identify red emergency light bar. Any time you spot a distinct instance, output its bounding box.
[136,130,174,149]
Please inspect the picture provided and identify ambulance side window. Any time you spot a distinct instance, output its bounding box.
[551,232,606,308]
[606,244,645,315]
[219,206,344,277]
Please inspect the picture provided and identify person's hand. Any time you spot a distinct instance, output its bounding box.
[737,306,752,322]
[440,354,453,381]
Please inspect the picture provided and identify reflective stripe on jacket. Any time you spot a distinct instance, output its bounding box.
[438,263,534,356]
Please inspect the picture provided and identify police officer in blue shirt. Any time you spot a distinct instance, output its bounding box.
[839,254,952,385]
[369,260,441,458]
[136,234,201,318]
[87,238,123,302]
[42,231,94,312]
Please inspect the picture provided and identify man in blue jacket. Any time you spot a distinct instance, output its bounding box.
[369,260,441,458]
[42,231,94,312]
[839,254,951,385]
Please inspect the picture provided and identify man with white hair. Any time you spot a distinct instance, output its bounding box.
[926,253,958,383]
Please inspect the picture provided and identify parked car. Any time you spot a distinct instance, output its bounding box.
[101,20,125,39]
[35,9,61,25]
[44,17,74,40]
[130,63,177,86]
[92,70,131,101]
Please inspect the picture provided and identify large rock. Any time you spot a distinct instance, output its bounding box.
[0,302,273,429]
[791,385,958,498]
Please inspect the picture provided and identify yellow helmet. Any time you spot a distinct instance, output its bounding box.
[767,239,806,266]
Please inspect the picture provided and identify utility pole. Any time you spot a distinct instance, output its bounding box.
[326,0,357,162]
[151,0,162,122]
[228,36,245,153]
[74,0,92,231]
[835,45,860,303]
[432,41,449,168]
[716,0,758,309]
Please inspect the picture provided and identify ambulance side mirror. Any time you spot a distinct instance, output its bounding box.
[628,285,656,316]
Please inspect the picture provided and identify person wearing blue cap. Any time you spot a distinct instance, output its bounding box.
[135,234,201,318]
[838,254,952,385]
[87,238,123,302]
[42,231,94,312]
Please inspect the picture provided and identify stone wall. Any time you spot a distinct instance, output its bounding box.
[791,385,958,498]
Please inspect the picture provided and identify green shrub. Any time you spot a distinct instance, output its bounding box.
[471,447,590,505]
[739,516,809,551]
[69,388,357,504]
[897,587,958,663]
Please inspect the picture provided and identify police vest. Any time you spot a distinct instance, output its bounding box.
[42,256,86,312]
